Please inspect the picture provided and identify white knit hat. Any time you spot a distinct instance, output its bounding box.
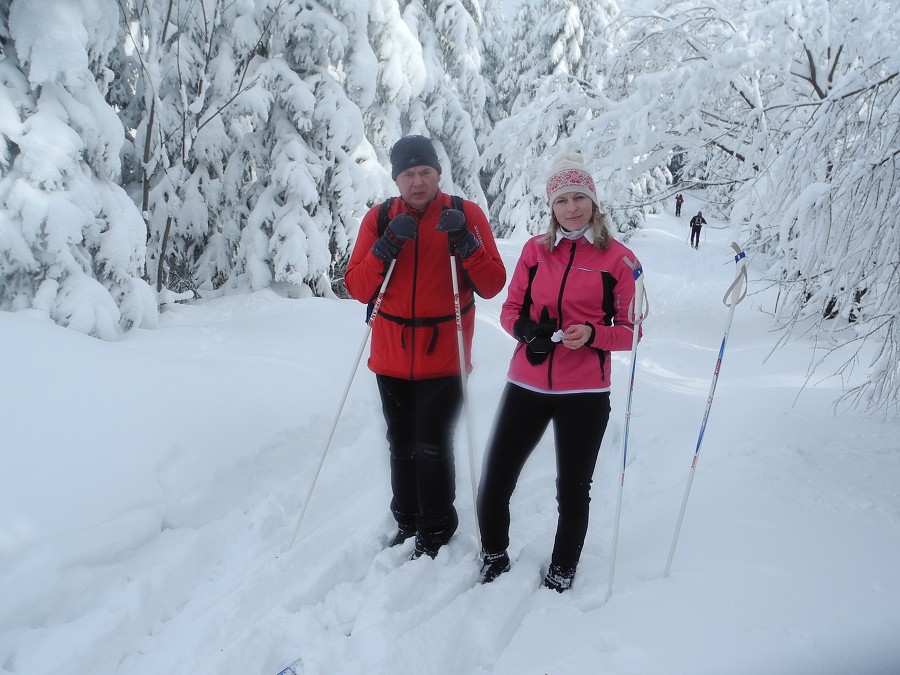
[546,153,598,206]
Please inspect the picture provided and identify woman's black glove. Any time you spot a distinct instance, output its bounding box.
[513,308,557,365]
[437,208,480,260]
[372,213,417,262]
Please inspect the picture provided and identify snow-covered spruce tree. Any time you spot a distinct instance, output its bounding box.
[497,0,619,113]
[119,0,257,300]
[478,0,506,130]
[483,75,590,238]
[484,0,668,239]
[476,0,508,207]
[222,0,373,298]
[0,0,156,339]
[363,0,489,206]
[412,0,489,206]
[363,0,427,176]
[116,0,370,300]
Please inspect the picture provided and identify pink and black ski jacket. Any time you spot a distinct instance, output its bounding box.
[502,233,642,393]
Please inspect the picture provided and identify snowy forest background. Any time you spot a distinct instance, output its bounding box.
[1,0,898,415]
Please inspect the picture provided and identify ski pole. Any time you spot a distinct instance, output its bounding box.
[449,250,481,550]
[286,259,397,551]
[606,256,648,601]
[664,243,748,576]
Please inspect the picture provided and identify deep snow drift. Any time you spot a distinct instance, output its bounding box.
[2,196,899,675]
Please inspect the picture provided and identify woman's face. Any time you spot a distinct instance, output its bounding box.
[552,192,593,232]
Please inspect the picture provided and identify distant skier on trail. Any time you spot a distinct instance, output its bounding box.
[344,135,506,561]
[690,210,707,249]
[476,153,643,592]
[675,193,684,217]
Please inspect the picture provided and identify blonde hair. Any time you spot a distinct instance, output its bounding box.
[542,206,611,252]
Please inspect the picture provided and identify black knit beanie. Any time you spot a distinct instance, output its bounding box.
[389,135,442,180]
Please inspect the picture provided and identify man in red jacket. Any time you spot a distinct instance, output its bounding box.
[345,135,506,559]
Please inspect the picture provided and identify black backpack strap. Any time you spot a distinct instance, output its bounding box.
[367,194,467,323]
[384,194,463,231]
[377,197,395,236]
[365,197,397,323]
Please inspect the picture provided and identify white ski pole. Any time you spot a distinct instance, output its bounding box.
[449,251,481,550]
[606,256,648,601]
[286,259,397,551]
[664,243,748,576]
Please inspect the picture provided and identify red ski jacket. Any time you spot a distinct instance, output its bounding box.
[502,234,642,393]
[346,190,506,380]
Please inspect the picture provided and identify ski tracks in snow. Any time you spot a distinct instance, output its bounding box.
[278,538,540,674]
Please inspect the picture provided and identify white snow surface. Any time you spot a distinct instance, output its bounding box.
[2,197,900,675]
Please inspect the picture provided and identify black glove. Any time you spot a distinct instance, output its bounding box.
[437,208,480,260]
[372,213,417,262]
[513,308,557,365]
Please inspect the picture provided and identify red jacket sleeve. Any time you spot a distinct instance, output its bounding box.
[345,205,387,304]
[500,238,537,336]
[458,200,506,299]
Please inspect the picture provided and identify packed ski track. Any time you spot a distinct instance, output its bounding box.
[3,195,900,675]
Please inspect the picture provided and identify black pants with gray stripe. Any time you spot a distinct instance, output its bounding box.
[478,383,610,570]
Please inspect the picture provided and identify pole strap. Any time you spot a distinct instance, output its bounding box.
[722,243,748,307]
[623,256,649,325]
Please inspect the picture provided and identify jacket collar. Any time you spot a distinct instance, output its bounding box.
[554,226,595,246]
[399,188,446,217]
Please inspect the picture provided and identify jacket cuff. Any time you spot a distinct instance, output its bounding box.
[583,322,596,346]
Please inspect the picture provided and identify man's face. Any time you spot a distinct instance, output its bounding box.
[396,166,440,210]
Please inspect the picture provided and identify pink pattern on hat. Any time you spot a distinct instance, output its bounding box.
[545,153,598,205]
[546,168,597,202]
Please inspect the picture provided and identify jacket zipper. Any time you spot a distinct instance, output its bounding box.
[409,211,421,379]
[547,241,578,390]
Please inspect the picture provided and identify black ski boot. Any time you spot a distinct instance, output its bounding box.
[410,511,458,560]
[478,550,511,584]
[389,524,416,547]
[410,526,455,560]
[542,563,576,593]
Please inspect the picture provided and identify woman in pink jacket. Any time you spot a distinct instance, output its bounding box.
[477,154,642,592]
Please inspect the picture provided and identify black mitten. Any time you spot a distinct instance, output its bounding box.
[513,308,557,365]
[437,208,480,260]
[372,213,417,262]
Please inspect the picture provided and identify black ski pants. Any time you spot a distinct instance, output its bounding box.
[477,383,610,571]
[376,374,462,542]
[690,225,702,248]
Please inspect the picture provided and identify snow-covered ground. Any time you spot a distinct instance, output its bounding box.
[2,195,899,675]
